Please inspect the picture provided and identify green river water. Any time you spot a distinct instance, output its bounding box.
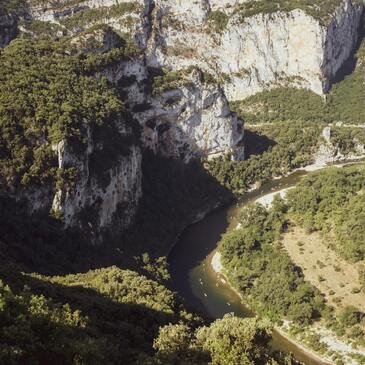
[168,168,333,365]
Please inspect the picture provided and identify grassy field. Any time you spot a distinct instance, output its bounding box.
[282,227,365,314]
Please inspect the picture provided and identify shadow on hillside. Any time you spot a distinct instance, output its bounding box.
[244,129,276,158]
[331,14,365,85]
[0,267,178,364]
[0,149,234,276]
[116,150,234,258]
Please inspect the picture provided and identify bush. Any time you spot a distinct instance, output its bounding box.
[218,202,326,324]
[339,306,364,327]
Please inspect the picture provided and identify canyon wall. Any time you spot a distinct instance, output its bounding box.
[20,0,365,101]
[148,0,364,100]
[50,132,142,235]
[1,0,363,235]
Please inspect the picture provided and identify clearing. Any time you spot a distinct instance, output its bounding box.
[281,226,365,313]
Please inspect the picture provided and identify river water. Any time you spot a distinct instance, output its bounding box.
[168,169,331,365]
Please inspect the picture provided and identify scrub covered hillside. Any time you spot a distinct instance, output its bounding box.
[218,165,365,364]
[0,265,292,365]
[0,0,364,364]
[286,166,365,262]
[234,0,361,22]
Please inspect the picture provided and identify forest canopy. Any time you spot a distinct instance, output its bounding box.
[286,165,365,262]
[0,37,130,189]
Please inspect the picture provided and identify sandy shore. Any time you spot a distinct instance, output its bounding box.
[211,251,223,273]
[255,187,295,208]
[255,159,365,208]
[210,251,365,365]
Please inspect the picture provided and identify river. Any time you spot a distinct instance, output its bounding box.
[168,169,332,365]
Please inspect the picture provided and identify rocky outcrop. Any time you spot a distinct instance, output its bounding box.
[133,68,244,161]
[314,126,365,165]
[147,0,364,100]
[101,59,244,161]
[20,114,142,237]
[0,14,18,48]
[51,135,142,234]
[70,25,125,53]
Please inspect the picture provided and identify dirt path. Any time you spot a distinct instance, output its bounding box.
[282,227,365,313]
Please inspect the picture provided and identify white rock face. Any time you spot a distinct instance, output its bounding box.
[26,0,364,101]
[50,121,142,232]
[154,0,210,25]
[314,126,365,166]
[16,113,142,236]
[133,69,244,161]
[101,57,244,161]
[147,0,363,100]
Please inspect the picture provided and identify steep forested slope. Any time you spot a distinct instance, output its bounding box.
[0,1,364,364]
[287,166,365,262]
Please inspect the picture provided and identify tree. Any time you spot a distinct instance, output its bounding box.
[196,314,273,365]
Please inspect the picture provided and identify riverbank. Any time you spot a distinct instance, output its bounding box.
[212,248,365,364]
[211,252,332,365]
[165,197,232,257]
[169,160,365,364]
[255,159,365,208]
[212,198,365,365]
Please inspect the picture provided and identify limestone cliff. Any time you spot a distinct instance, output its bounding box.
[100,60,244,161]
[133,68,244,161]
[51,133,142,235]
[148,0,364,100]
[19,112,142,237]
[26,0,364,102]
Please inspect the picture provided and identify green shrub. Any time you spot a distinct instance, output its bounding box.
[207,10,229,32]
[339,306,364,327]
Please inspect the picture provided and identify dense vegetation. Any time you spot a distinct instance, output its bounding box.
[0,0,26,15]
[218,165,365,362]
[234,0,362,24]
[286,165,365,262]
[206,11,229,32]
[0,266,199,364]
[0,36,140,192]
[331,127,365,154]
[207,121,323,194]
[219,200,327,324]
[231,88,329,124]
[59,2,141,32]
[0,264,291,365]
